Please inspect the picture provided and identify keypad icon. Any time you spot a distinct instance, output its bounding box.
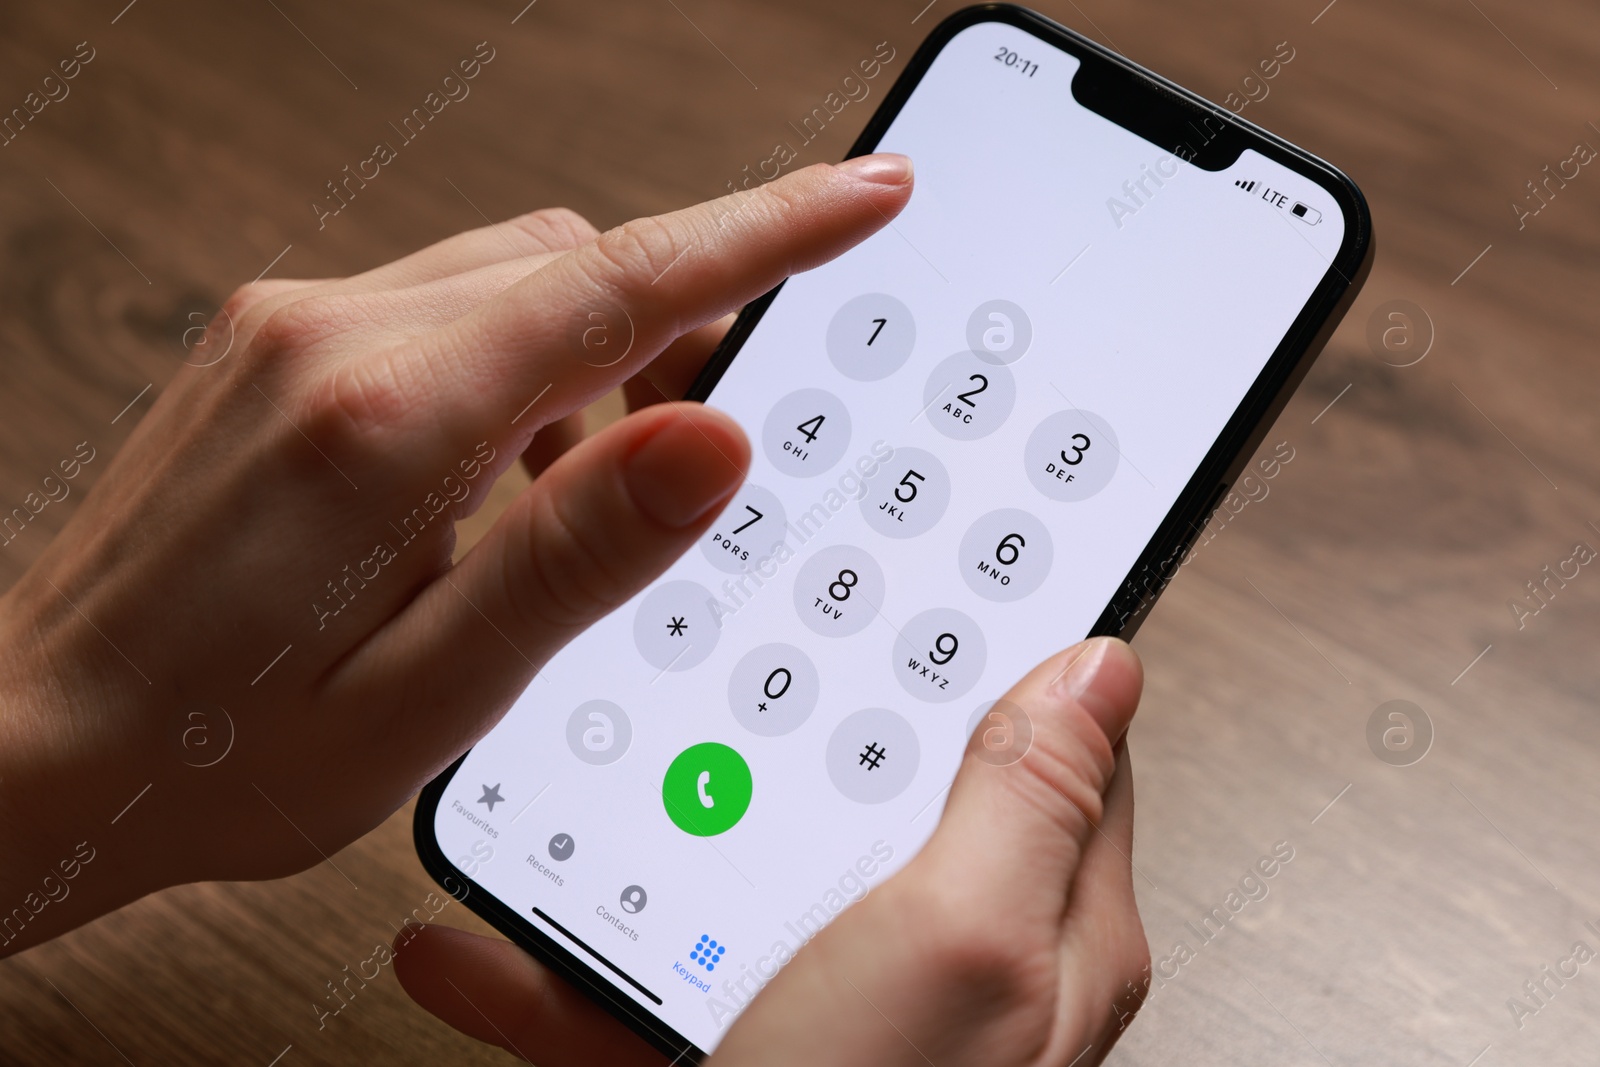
[689,935,727,971]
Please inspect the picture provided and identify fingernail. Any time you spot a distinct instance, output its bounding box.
[624,414,745,528]
[1051,637,1137,739]
[834,153,913,185]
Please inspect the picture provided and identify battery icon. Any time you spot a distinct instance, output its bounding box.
[1290,202,1322,225]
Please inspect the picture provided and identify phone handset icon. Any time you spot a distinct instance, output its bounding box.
[664,743,750,836]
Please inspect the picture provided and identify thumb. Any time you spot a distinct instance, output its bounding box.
[707,640,1145,1067]
[919,637,1143,920]
[330,401,748,755]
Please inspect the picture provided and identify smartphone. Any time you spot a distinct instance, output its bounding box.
[415,4,1372,1058]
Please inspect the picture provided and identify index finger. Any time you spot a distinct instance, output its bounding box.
[389,155,913,458]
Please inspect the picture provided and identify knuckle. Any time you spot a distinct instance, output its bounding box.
[1004,730,1109,838]
[219,281,280,323]
[244,295,349,357]
[234,298,386,479]
[749,181,805,228]
[1013,698,1119,814]
[588,214,686,290]
[303,352,423,441]
[511,206,598,250]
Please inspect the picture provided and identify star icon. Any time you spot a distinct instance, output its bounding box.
[478,783,504,811]
[667,616,687,637]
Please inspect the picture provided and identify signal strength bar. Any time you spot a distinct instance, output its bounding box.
[1235,179,1257,192]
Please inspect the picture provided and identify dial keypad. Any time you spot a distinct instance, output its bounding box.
[859,446,951,539]
[1024,409,1121,502]
[921,352,1016,441]
[792,544,886,639]
[764,388,852,478]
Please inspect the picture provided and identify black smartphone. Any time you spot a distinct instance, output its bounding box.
[415,4,1372,1059]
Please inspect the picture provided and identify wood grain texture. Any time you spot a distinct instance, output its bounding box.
[1,0,1597,1064]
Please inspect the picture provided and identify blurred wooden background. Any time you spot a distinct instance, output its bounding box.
[2,0,1598,1064]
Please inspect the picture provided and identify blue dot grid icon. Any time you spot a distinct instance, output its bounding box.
[689,934,727,971]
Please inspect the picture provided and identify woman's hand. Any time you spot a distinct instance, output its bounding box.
[396,638,1149,1066]
[0,155,915,953]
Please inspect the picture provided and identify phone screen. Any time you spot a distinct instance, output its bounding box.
[428,16,1348,1054]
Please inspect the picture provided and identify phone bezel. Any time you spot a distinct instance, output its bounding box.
[413,4,1374,1060]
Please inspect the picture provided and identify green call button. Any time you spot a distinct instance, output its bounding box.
[663,743,751,836]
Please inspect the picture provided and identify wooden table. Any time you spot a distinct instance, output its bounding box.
[2,0,1597,1063]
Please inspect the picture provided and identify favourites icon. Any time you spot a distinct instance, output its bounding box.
[688,935,726,971]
